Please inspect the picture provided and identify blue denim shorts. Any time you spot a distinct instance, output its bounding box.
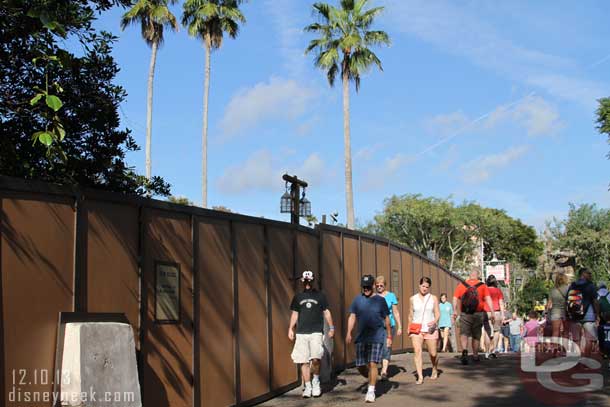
[355,342,384,366]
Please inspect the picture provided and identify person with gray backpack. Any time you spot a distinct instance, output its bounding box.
[565,268,599,357]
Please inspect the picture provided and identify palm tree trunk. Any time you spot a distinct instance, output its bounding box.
[342,71,355,229]
[146,40,158,182]
[202,36,211,208]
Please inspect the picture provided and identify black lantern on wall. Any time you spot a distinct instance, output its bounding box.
[299,188,311,217]
[280,174,309,225]
[280,183,292,214]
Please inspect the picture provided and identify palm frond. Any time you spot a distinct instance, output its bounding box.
[356,6,384,29]
[315,47,340,69]
[312,2,333,21]
[364,30,390,47]
[121,0,177,47]
[327,62,339,87]
[182,0,245,50]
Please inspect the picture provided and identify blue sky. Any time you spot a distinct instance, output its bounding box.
[93,0,610,230]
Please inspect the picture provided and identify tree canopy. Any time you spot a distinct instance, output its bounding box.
[597,97,610,180]
[548,203,610,283]
[364,194,542,273]
[0,0,170,196]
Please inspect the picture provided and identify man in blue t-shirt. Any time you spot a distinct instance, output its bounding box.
[346,274,392,403]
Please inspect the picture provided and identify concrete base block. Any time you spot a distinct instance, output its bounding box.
[60,322,141,406]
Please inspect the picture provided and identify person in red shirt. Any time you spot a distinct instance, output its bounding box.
[452,269,494,364]
[482,275,506,358]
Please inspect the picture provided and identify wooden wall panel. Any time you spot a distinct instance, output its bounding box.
[321,231,344,369]
[236,223,269,402]
[375,243,389,280]
[143,210,193,407]
[198,220,235,407]
[268,227,298,390]
[1,194,74,407]
[343,236,359,365]
[390,247,403,350]
[401,251,414,349]
[361,238,375,277]
[86,201,139,343]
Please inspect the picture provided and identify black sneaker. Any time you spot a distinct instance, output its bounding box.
[461,350,469,365]
[489,352,498,359]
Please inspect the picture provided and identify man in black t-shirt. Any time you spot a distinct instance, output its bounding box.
[288,270,335,398]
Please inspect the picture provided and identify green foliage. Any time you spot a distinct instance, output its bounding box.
[121,0,179,47]
[596,97,610,166]
[549,203,610,283]
[514,277,551,315]
[168,196,194,205]
[0,0,170,196]
[182,0,246,49]
[368,194,542,272]
[305,0,390,91]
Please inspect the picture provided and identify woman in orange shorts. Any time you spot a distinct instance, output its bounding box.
[408,277,440,384]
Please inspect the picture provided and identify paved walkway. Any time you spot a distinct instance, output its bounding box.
[260,352,610,407]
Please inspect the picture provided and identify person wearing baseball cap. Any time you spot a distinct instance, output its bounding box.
[288,271,335,398]
[346,274,392,403]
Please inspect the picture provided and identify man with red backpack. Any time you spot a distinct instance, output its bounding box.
[452,268,495,365]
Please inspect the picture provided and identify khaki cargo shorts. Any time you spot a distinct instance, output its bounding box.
[291,333,324,364]
[460,312,485,340]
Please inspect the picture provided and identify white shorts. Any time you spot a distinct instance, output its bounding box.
[291,333,324,364]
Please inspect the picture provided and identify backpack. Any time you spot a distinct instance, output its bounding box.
[599,292,610,323]
[565,282,586,321]
[461,282,484,314]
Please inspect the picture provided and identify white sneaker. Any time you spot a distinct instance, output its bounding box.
[312,379,321,397]
[302,386,312,398]
[365,390,375,403]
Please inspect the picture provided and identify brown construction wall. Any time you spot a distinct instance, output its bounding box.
[86,201,140,342]
[142,209,194,407]
[198,219,235,407]
[1,192,74,407]
[0,177,459,407]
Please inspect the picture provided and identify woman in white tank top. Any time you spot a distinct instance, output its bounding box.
[409,276,440,384]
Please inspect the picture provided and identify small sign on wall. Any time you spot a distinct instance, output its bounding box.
[392,269,400,293]
[155,261,180,323]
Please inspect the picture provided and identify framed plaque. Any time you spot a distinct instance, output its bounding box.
[155,261,181,323]
[391,269,400,293]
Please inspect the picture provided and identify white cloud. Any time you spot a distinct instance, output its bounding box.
[462,145,530,184]
[426,95,562,140]
[360,152,415,191]
[512,95,563,136]
[355,143,385,161]
[424,111,471,137]
[291,152,327,185]
[216,150,328,194]
[385,0,608,107]
[296,116,320,137]
[219,77,317,139]
[216,150,276,194]
[525,74,605,109]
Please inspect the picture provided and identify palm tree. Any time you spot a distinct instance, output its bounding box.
[182,0,245,208]
[305,0,390,229]
[121,0,179,182]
